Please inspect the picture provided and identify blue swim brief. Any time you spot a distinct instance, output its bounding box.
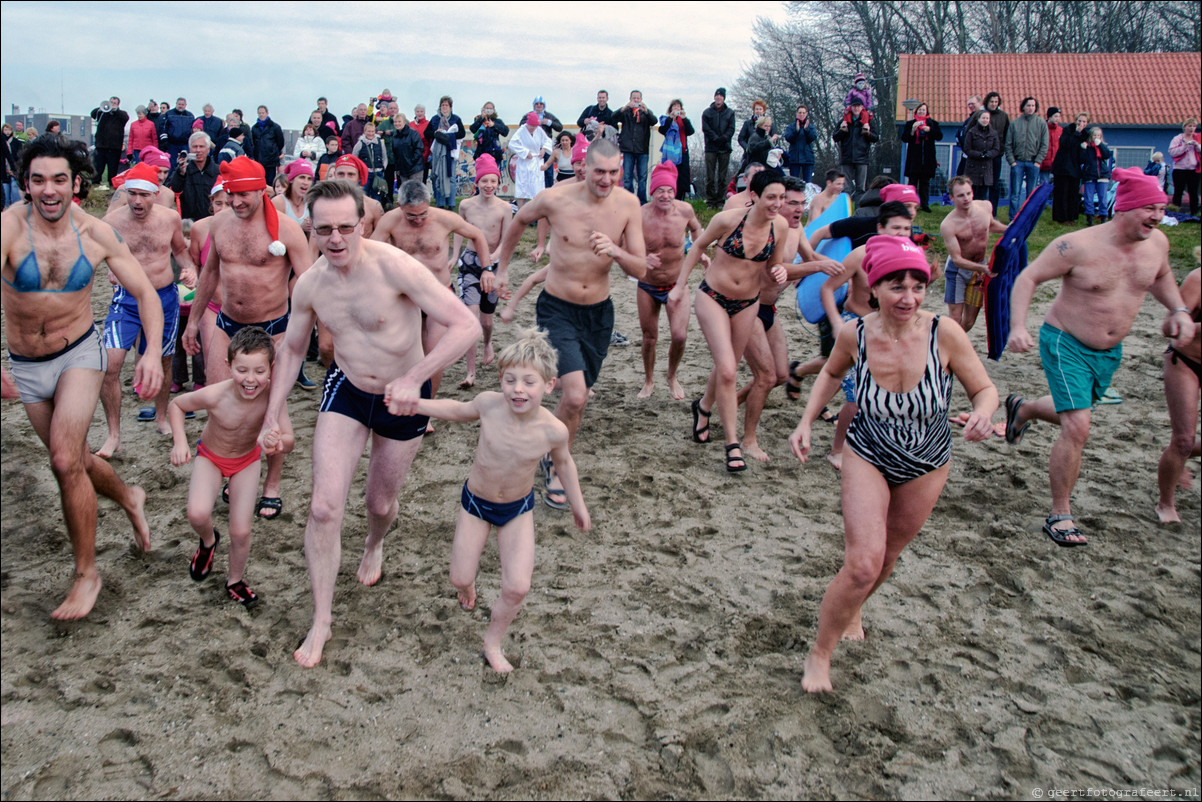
[461,481,535,528]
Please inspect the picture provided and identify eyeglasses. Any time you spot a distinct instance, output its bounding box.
[313,223,359,236]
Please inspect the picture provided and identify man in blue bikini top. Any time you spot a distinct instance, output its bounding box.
[1,135,164,620]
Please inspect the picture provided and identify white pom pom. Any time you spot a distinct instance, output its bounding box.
[268,240,287,256]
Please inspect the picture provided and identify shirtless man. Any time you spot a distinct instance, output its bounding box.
[723,162,765,211]
[181,156,309,521]
[739,177,841,460]
[940,176,1008,332]
[806,169,847,223]
[97,163,194,456]
[259,179,480,667]
[495,138,646,508]
[452,154,512,387]
[106,147,176,213]
[371,179,491,398]
[1005,168,1195,546]
[638,161,705,400]
[1,135,161,619]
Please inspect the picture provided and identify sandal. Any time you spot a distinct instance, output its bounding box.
[256,496,283,520]
[691,398,711,443]
[818,407,837,423]
[542,467,569,510]
[785,361,803,401]
[725,443,747,473]
[1004,394,1031,445]
[190,528,220,582]
[220,483,229,504]
[1043,514,1087,548]
[225,580,260,608]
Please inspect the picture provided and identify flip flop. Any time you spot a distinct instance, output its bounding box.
[190,528,220,581]
[256,497,283,520]
[542,467,568,510]
[1043,514,1087,547]
[1096,388,1123,405]
[139,406,193,421]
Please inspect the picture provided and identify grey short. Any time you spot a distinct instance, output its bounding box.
[456,249,499,314]
[8,323,107,404]
[944,259,968,304]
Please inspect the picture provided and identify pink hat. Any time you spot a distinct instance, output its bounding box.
[863,235,930,286]
[880,184,920,206]
[139,147,170,169]
[192,119,204,130]
[525,112,540,127]
[649,162,678,196]
[474,153,500,182]
[284,159,315,181]
[570,134,589,164]
[122,162,161,193]
[1112,166,1168,212]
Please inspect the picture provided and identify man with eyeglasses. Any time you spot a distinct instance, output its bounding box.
[259,178,479,668]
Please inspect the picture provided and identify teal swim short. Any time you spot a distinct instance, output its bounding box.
[1039,323,1122,412]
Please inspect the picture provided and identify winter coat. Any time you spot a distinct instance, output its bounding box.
[170,157,219,220]
[1005,113,1049,165]
[157,108,195,147]
[250,118,284,168]
[389,126,425,177]
[90,106,129,150]
[1079,140,1112,181]
[1052,123,1089,178]
[902,117,943,180]
[469,115,510,165]
[833,116,879,165]
[615,105,652,155]
[962,124,1000,186]
[1039,122,1061,172]
[702,103,735,154]
[783,118,819,168]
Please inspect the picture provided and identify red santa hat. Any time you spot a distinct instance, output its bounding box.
[219,156,285,256]
[333,154,369,186]
[122,162,161,193]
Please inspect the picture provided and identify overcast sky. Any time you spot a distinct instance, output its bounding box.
[1,1,787,128]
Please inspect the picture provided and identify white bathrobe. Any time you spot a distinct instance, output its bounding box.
[508,124,552,200]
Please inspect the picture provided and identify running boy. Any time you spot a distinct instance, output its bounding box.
[168,327,293,607]
[416,329,590,672]
[452,154,514,386]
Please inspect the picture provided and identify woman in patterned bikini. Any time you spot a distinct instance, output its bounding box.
[788,235,998,692]
[670,170,789,472]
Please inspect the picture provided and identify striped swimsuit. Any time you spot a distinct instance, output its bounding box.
[846,316,953,486]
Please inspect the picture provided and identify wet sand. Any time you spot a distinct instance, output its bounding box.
[2,263,1199,799]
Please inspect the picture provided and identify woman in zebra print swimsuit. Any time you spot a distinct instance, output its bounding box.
[788,236,998,693]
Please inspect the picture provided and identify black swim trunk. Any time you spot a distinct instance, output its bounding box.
[757,303,776,331]
[319,363,431,441]
[215,309,290,338]
[535,289,613,388]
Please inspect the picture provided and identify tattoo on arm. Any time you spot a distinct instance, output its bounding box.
[113,229,125,243]
[1056,240,1070,256]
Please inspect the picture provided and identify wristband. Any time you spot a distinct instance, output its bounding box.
[1170,307,1190,316]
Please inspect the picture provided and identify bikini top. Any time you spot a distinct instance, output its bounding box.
[2,207,95,293]
[721,211,775,262]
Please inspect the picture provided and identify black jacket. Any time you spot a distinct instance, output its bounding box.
[833,117,879,164]
[390,126,425,176]
[170,157,219,220]
[250,118,284,168]
[962,124,1000,186]
[577,104,617,129]
[469,115,510,164]
[91,107,129,150]
[902,118,943,180]
[702,103,735,154]
[615,105,652,155]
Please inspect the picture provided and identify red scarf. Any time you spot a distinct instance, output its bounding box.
[914,114,929,142]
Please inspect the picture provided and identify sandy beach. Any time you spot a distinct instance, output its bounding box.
[2,254,1199,800]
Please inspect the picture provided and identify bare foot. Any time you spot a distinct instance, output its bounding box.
[637,381,654,399]
[459,375,475,389]
[801,652,833,693]
[294,624,332,667]
[357,540,384,586]
[1156,503,1181,524]
[124,485,152,551]
[51,571,102,620]
[826,450,843,471]
[482,344,495,366]
[667,377,685,401]
[458,585,477,611]
[744,441,770,463]
[94,435,120,459]
[155,419,172,436]
[841,611,866,641]
[482,644,514,673]
[425,423,435,434]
